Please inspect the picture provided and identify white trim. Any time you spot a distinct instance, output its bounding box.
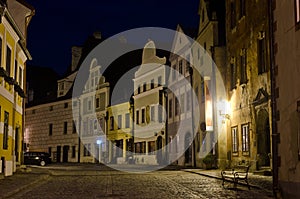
[17,48,27,63]
[2,17,19,42]
[0,86,14,103]
[15,103,23,115]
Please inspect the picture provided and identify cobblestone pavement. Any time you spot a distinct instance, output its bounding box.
[0,164,275,199]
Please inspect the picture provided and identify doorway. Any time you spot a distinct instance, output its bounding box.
[257,109,271,167]
[63,145,69,163]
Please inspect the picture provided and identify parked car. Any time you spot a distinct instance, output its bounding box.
[24,152,51,166]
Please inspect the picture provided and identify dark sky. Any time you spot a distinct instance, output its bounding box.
[26,0,199,76]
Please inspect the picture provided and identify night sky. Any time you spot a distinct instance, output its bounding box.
[25,0,199,76]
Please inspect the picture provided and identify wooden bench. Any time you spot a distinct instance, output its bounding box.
[221,165,250,190]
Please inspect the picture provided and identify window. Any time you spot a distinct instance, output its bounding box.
[125,113,130,128]
[118,115,122,129]
[72,120,77,134]
[151,79,154,89]
[239,0,246,19]
[141,109,145,123]
[88,100,92,111]
[151,106,155,121]
[0,37,2,66]
[148,141,155,155]
[94,119,98,130]
[296,0,300,24]
[64,122,68,134]
[187,91,191,111]
[186,55,190,74]
[99,93,106,111]
[136,110,139,124]
[137,86,140,94]
[143,83,147,92]
[240,49,247,84]
[175,97,179,116]
[258,36,267,74]
[242,124,249,152]
[84,144,91,156]
[230,1,236,29]
[230,57,237,89]
[172,65,176,81]
[49,123,53,136]
[14,60,17,81]
[6,46,11,76]
[99,118,105,130]
[96,98,100,108]
[180,94,185,112]
[110,116,114,130]
[232,126,238,153]
[158,106,162,123]
[179,60,183,74]
[64,103,68,108]
[72,146,76,158]
[3,111,9,149]
[169,99,173,118]
[19,67,23,88]
[158,76,162,86]
[48,147,52,156]
[201,77,205,103]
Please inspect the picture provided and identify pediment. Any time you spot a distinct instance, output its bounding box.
[253,88,270,106]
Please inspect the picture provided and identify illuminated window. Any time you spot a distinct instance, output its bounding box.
[242,124,249,152]
[296,0,300,24]
[14,60,17,81]
[232,126,238,153]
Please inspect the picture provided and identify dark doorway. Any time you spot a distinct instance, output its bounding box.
[15,128,19,162]
[156,136,163,165]
[63,145,69,163]
[56,146,61,163]
[257,109,271,167]
[185,132,192,165]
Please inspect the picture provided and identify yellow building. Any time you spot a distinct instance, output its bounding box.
[0,0,34,176]
[107,102,132,164]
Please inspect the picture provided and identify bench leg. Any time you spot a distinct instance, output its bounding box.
[245,179,250,190]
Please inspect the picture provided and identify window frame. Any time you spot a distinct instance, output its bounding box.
[241,123,250,153]
[231,126,238,154]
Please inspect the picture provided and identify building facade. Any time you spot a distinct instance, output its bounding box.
[272,0,300,197]
[132,40,168,165]
[107,102,132,164]
[0,0,34,176]
[225,0,272,171]
[193,0,227,169]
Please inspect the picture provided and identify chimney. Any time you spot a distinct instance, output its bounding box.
[71,46,82,72]
[93,31,102,40]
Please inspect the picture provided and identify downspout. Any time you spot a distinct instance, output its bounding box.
[268,0,279,196]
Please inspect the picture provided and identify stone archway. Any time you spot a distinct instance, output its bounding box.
[256,109,271,167]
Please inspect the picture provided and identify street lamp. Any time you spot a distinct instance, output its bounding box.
[160,87,169,164]
[129,96,135,164]
[96,139,102,163]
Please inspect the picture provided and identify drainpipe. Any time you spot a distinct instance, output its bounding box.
[268,0,279,196]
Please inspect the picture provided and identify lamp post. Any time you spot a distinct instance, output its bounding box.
[129,96,135,164]
[189,66,196,167]
[97,139,102,163]
[161,87,169,164]
[77,98,81,163]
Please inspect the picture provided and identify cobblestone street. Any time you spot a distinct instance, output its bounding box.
[0,164,274,199]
